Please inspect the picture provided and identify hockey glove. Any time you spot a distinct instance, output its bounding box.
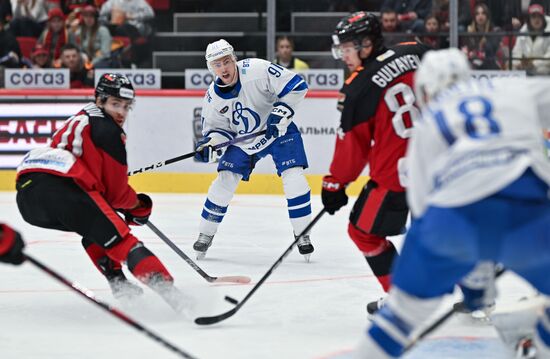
[194,136,223,163]
[266,102,294,139]
[0,224,25,265]
[125,193,153,226]
[321,175,348,215]
[459,261,496,312]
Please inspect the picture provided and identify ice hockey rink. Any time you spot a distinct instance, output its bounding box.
[0,192,541,359]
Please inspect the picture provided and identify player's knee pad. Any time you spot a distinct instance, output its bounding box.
[215,171,241,194]
[281,167,309,198]
[348,222,389,255]
[105,232,139,263]
[207,170,242,204]
[350,180,408,236]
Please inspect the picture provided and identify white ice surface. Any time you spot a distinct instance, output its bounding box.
[0,192,540,359]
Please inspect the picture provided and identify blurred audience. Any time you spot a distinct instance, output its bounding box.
[55,42,93,87]
[0,0,12,24]
[0,16,22,68]
[483,0,523,30]
[60,0,95,14]
[9,0,48,37]
[29,43,51,67]
[431,0,472,32]
[461,2,504,69]
[38,7,71,63]
[380,0,432,33]
[99,0,154,67]
[420,14,444,48]
[274,36,309,70]
[512,3,550,74]
[380,8,411,45]
[74,5,111,67]
[99,0,153,37]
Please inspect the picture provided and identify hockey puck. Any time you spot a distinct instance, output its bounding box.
[224,296,239,305]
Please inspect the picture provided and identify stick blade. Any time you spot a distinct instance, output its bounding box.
[214,276,251,284]
[195,307,239,325]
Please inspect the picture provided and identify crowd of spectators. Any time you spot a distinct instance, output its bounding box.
[2,0,550,90]
[0,0,154,87]
[373,0,550,73]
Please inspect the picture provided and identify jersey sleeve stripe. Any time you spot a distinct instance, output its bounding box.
[205,129,235,140]
[278,74,306,98]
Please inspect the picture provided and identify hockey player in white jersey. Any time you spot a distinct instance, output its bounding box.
[355,48,550,358]
[193,39,314,261]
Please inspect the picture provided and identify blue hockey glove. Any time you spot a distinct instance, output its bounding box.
[459,261,496,312]
[194,136,223,163]
[266,102,294,139]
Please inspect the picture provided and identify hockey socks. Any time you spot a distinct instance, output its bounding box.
[286,191,312,234]
[199,171,241,236]
[126,242,173,284]
[365,241,398,292]
[535,306,550,357]
[82,239,123,277]
[359,287,443,358]
[282,167,312,235]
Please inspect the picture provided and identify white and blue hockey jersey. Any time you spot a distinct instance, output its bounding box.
[200,58,308,155]
[407,78,550,217]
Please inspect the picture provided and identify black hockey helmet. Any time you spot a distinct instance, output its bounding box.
[95,73,135,102]
[332,11,383,59]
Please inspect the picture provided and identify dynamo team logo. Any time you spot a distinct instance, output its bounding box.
[232,102,260,134]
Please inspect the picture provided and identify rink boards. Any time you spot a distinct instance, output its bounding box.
[0,89,368,194]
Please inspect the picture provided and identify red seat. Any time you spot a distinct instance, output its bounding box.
[146,0,170,10]
[16,37,38,59]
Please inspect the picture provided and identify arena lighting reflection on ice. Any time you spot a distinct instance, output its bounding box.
[0,102,86,169]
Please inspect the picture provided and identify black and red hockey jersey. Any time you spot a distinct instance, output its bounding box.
[17,103,138,210]
[330,42,429,192]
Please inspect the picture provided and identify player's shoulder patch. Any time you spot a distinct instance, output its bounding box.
[376,49,396,62]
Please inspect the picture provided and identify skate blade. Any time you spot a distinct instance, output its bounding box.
[195,251,206,260]
[302,254,311,263]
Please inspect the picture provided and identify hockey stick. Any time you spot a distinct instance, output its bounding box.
[24,254,198,359]
[146,221,251,284]
[128,130,267,176]
[403,266,506,353]
[194,208,327,325]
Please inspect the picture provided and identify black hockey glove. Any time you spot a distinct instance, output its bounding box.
[321,175,348,215]
[125,193,153,226]
[0,224,25,265]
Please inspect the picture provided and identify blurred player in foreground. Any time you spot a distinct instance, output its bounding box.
[356,48,550,358]
[15,73,188,312]
[321,11,429,313]
[193,39,314,261]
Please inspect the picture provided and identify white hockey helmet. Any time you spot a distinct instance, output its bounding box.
[205,39,237,73]
[414,48,471,107]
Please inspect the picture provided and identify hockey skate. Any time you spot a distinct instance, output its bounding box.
[108,275,144,300]
[296,234,314,262]
[148,274,192,315]
[193,233,214,260]
[367,297,386,315]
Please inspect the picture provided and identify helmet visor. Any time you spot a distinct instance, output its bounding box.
[331,42,370,60]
